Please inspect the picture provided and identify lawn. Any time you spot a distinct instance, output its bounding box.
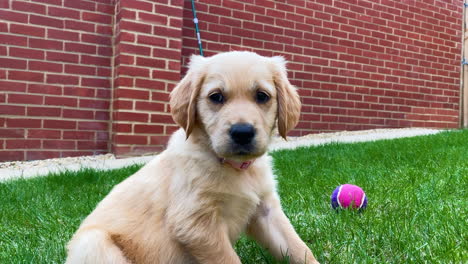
[1,130,467,263]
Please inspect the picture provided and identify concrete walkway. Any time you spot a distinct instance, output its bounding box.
[0,128,442,182]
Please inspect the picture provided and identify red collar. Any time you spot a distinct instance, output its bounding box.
[219,158,254,170]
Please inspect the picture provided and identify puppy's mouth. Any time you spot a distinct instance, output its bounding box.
[231,143,254,155]
[222,142,264,160]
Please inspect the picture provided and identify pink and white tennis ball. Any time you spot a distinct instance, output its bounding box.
[331,184,367,210]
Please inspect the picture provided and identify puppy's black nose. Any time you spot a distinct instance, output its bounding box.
[229,123,255,145]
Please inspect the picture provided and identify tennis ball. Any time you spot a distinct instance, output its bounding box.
[331,184,367,210]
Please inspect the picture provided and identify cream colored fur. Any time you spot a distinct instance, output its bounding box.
[66,51,319,264]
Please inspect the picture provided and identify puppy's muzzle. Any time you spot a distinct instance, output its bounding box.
[229,123,256,146]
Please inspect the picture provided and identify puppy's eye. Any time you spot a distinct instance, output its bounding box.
[209,92,224,104]
[255,91,270,104]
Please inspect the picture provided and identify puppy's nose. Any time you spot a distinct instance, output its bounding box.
[229,123,255,145]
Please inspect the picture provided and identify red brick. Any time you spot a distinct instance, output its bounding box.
[44,120,76,129]
[0,58,27,69]
[167,60,180,71]
[65,43,97,54]
[10,47,44,60]
[0,41,6,55]
[44,140,75,149]
[46,51,79,63]
[97,2,114,15]
[63,131,95,140]
[12,1,46,14]
[134,124,164,134]
[27,106,61,117]
[139,12,167,25]
[76,141,107,150]
[95,111,110,121]
[120,20,152,34]
[82,77,111,88]
[113,100,133,110]
[29,38,63,50]
[115,88,149,100]
[64,0,96,11]
[29,61,63,73]
[0,33,27,46]
[136,57,166,68]
[64,87,95,97]
[48,6,80,19]
[47,28,80,41]
[114,135,147,145]
[26,151,61,161]
[8,93,43,104]
[79,99,109,109]
[30,14,64,29]
[153,26,181,38]
[154,4,181,17]
[6,139,41,149]
[96,24,113,36]
[121,0,153,12]
[44,96,77,107]
[0,128,25,138]
[62,151,96,157]
[151,114,174,124]
[98,46,112,56]
[113,123,132,133]
[11,24,46,37]
[135,79,165,89]
[0,151,25,161]
[0,10,28,23]
[115,112,149,122]
[28,84,62,95]
[34,0,62,6]
[119,43,151,56]
[81,55,111,67]
[137,35,167,47]
[82,33,111,46]
[0,0,9,8]
[78,121,108,130]
[6,118,42,128]
[8,71,44,82]
[0,68,7,78]
[152,70,179,81]
[151,91,170,102]
[135,101,164,112]
[165,125,179,134]
[117,66,150,77]
[65,20,95,32]
[63,109,94,119]
[65,65,96,75]
[114,77,134,88]
[118,31,136,43]
[82,12,112,24]
[46,74,79,85]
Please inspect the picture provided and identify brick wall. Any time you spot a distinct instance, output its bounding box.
[181,0,463,136]
[0,0,463,162]
[1,0,114,161]
[111,0,182,157]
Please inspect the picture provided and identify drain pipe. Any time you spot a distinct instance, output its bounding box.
[190,0,204,56]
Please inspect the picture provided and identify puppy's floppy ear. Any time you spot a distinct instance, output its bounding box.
[170,55,206,138]
[270,56,302,139]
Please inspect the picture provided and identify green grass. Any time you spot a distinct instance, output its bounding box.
[1,130,467,263]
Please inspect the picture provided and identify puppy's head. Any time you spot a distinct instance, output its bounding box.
[170,51,301,160]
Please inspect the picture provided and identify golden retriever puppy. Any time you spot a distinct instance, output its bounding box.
[66,51,319,264]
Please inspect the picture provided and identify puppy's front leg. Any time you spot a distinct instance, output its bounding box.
[169,214,241,264]
[247,194,319,264]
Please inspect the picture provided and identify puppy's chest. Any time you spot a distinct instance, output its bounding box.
[209,186,261,241]
[205,173,269,240]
